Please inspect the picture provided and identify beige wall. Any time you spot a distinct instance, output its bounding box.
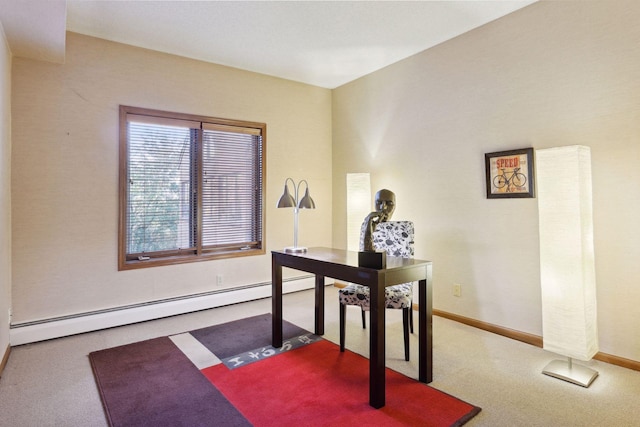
[332,1,640,361]
[0,22,11,353]
[11,32,332,323]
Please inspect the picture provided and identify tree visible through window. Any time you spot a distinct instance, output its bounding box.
[119,106,265,270]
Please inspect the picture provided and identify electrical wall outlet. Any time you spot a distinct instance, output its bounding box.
[216,275,223,286]
[453,283,462,297]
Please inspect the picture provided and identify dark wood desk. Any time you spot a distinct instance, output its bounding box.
[271,247,433,409]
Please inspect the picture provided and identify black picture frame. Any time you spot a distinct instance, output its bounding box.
[485,148,535,199]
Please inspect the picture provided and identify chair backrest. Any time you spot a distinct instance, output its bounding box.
[368,220,414,258]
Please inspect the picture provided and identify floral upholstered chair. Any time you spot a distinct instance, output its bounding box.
[338,220,415,361]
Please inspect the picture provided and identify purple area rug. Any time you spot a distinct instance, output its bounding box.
[89,335,250,426]
[189,313,309,359]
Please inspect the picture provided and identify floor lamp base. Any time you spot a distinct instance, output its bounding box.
[542,358,598,387]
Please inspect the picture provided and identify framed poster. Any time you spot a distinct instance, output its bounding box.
[485,148,535,199]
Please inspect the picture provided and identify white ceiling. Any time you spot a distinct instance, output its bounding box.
[1,0,536,89]
[0,0,67,64]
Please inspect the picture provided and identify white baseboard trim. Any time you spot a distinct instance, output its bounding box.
[10,276,317,346]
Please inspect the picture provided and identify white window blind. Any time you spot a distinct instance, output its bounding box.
[127,121,195,255]
[201,128,263,249]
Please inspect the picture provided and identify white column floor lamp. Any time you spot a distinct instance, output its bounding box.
[537,145,599,387]
[346,173,371,252]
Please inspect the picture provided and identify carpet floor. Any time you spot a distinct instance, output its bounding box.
[89,313,480,426]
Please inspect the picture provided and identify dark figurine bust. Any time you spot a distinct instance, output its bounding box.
[361,189,396,252]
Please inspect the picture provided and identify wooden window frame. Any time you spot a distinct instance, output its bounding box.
[118,105,266,270]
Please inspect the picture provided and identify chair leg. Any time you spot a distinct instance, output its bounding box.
[403,307,410,361]
[339,303,346,352]
[361,308,366,329]
[410,303,414,334]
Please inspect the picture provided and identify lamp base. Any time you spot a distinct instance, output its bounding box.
[542,358,598,387]
[284,246,308,254]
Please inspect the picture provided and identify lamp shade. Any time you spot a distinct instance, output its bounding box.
[298,187,315,209]
[277,183,296,208]
[537,145,598,362]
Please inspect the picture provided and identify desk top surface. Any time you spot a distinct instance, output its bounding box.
[272,247,431,270]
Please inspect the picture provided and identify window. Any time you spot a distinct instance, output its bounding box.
[119,106,265,270]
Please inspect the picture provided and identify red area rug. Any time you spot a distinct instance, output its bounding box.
[203,339,479,427]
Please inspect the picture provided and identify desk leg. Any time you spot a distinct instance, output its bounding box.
[418,264,433,383]
[314,275,325,335]
[369,277,386,408]
[272,256,283,348]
